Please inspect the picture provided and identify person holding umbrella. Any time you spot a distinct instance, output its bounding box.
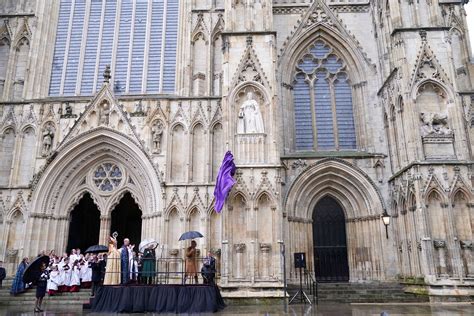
[185,240,198,284]
[89,254,105,297]
[179,231,204,285]
[34,262,49,312]
[140,240,158,285]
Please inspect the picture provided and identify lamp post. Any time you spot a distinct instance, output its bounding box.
[382,211,391,239]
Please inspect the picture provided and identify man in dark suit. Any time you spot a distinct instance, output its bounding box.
[0,261,6,288]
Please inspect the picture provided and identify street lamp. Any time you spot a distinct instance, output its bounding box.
[382,210,390,239]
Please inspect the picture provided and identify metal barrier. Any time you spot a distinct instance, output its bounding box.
[97,256,218,286]
[303,268,318,304]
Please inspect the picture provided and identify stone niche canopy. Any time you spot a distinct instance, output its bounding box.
[233,84,268,165]
[416,82,455,160]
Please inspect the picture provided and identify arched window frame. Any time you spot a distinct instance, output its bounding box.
[15,125,36,186]
[291,39,357,152]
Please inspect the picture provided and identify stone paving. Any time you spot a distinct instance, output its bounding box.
[0,303,473,316]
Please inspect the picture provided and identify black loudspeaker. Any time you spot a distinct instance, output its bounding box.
[294,252,306,269]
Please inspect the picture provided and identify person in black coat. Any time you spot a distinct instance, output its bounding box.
[0,261,6,288]
[89,254,103,297]
[201,252,216,285]
[35,263,49,313]
[100,254,107,282]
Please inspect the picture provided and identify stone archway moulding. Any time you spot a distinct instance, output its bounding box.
[285,158,386,220]
[30,128,162,218]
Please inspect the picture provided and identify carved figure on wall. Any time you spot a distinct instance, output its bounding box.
[99,101,111,126]
[152,121,164,154]
[237,91,264,134]
[60,102,77,119]
[131,100,147,117]
[420,112,452,136]
[41,123,55,156]
[65,103,73,116]
[134,100,143,113]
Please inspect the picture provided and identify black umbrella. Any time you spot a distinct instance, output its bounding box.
[22,255,49,283]
[179,231,204,241]
[84,245,108,254]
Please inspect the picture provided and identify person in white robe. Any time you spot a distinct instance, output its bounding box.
[129,252,139,283]
[69,261,81,292]
[80,258,92,288]
[47,265,60,296]
[69,249,79,264]
[59,258,71,292]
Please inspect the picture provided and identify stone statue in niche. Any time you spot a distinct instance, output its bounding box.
[152,121,164,154]
[135,100,143,113]
[131,100,146,117]
[41,123,55,156]
[60,102,77,119]
[65,103,73,116]
[420,112,452,136]
[99,101,110,126]
[237,91,264,134]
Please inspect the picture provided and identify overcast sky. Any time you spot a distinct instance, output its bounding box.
[467,2,474,55]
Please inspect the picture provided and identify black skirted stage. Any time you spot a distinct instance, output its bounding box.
[91,284,226,313]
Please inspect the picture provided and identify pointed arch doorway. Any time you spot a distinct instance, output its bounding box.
[313,196,349,282]
[110,192,142,247]
[66,193,100,253]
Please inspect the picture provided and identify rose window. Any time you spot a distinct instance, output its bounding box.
[93,163,123,192]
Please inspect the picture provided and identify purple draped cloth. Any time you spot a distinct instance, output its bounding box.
[214,151,236,213]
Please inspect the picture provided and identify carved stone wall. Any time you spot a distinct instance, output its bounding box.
[0,0,473,299]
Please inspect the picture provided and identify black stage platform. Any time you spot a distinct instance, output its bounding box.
[91,284,226,313]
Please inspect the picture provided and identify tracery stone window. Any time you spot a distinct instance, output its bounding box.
[293,40,356,151]
[93,163,123,192]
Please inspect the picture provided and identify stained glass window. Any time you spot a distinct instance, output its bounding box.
[93,163,123,192]
[49,0,179,96]
[293,40,356,151]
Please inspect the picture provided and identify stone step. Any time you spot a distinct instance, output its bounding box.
[0,290,91,297]
[0,287,91,306]
[0,295,91,302]
[1,301,85,307]
[286,282,430,303]
[0,296,90,307]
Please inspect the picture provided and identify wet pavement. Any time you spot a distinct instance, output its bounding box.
[0,303,473,316]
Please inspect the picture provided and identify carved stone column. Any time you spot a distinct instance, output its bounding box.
[221,241,228,284]
[433,240,448,277]
[259,243,271,279]
[169,248,180,280]
[99,216,111,245]
[460,240,473,277]
[211,248,221,276]
[234,243,246,278]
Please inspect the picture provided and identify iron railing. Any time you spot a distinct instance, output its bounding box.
[88,257,218,286]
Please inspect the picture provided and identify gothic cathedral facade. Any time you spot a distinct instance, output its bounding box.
[0,0,473,299]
